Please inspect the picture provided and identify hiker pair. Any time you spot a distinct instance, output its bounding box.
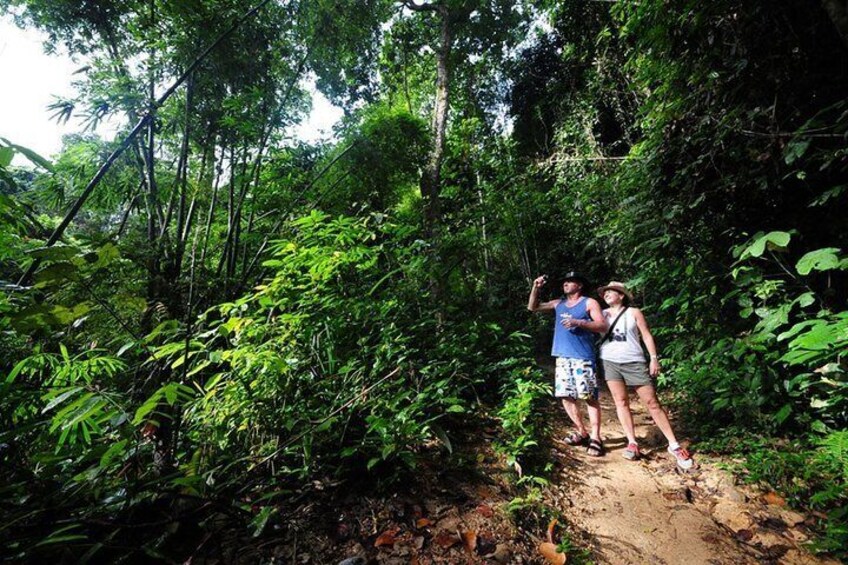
[528,273,694,471]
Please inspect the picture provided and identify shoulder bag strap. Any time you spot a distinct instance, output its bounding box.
[596,306,629,346]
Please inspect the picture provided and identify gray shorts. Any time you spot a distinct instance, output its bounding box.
[603,360,653,387]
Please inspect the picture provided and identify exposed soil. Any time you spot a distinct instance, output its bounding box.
[228,378,839,564]
[545,387,839,565]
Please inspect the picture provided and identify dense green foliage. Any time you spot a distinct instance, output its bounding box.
[1,0,847,561]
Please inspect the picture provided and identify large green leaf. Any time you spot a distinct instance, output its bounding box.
[783,137,810,165]
[796,248,842,275]
[0,137,54,171]
[739,231,792,259]
[0,146,13,168]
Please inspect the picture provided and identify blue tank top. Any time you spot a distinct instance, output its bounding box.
[551,297,596,361]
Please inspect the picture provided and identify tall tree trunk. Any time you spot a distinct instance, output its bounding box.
[173,77,195,272]
[476,171,491,273]
[216,147,241,282]
[420,6,452,239]
[200,145,224,267]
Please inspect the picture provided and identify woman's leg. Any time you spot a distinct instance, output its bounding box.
[634,385,679,446]
[607,379,637,445]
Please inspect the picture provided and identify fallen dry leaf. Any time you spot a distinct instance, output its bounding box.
[735,529,754,542]
[462,530,477,554]
[763,492,786,506]
[416,518,432,528]
[434,530,460,549]
[546,518,558,544]
[141,422,158,438]
[475,485,496,499]
[476,534,496,556]
[476,504,493,518]
[374,527,400,548]
[539,541,567,565]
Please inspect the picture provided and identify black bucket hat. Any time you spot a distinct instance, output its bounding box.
[562,271,590,289]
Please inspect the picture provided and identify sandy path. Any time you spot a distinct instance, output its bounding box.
[545,386,836,565]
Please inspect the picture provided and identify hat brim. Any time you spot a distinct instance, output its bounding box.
[597,285,633,302]
[563,276,590,288]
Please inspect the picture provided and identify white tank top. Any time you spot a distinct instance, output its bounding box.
[599,308,646,363]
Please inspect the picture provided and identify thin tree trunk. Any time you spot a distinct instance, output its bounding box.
[173,77,195,271]
[216,147,239,279]
[402,43,413,114]
[177,132,211,271]
[200,146,224,268]
[419,6,452,238]
[116,190,142,239]
[476,171,491,272]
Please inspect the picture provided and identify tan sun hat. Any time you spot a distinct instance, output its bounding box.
[597,281,634,303]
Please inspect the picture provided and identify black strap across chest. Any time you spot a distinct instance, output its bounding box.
[596,306,629,346]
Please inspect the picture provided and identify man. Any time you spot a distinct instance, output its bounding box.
[528,272,608,456]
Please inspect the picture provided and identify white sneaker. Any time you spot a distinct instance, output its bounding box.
[668,446,694,470]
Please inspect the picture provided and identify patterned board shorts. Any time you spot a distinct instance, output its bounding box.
[554,357,599,400]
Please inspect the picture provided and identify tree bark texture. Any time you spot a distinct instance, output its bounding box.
[420,6,452,238]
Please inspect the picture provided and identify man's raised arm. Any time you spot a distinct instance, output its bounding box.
[528,275,557,312]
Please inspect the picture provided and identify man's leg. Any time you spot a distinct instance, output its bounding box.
[585,398,602,441]
[561,398,588,437]
[634,385,678,445]
[607,380,638,445]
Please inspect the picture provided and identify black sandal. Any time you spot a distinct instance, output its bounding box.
[586,438,605,457]
[561,432,589,446]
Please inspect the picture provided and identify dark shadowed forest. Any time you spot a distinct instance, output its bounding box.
[1,0,847,563]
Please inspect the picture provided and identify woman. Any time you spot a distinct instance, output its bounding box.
[597,281,694,470]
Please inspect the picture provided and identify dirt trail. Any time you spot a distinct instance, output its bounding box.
[226,375,840,564]
[546,388,838,565]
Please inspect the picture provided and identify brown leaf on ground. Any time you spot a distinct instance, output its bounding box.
[375,527,400,548]
[476,504,493,518]
[539,541,567,564]
[416,518,432,528]
[475,485,496,499]
[433,530,460,549]
[763,492,786,506]
[476,534,496,556]
[141,421,158,438]
[546,518,558,544]
[462,530,477,554]
[735,529,754,542]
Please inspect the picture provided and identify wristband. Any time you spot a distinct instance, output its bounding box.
[650,354,659,360]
